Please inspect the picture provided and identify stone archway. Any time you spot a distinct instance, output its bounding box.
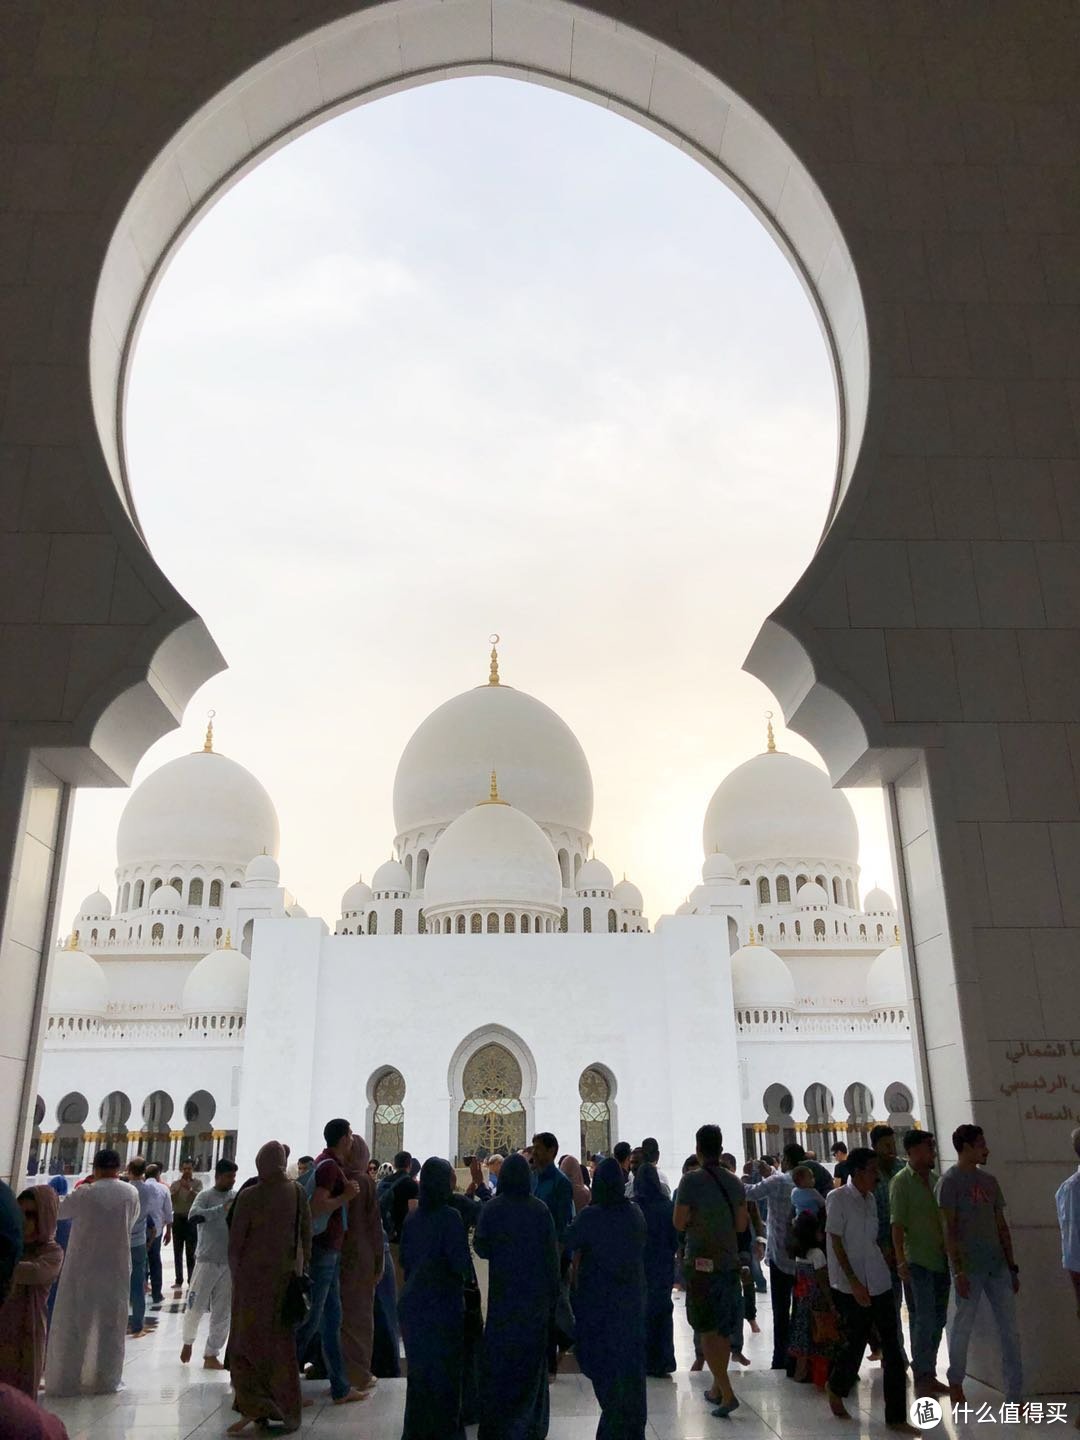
[2,2,1078,1393]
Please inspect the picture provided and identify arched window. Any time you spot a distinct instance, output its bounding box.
[845,879,855,908]
[757,876,771,904]
[121,882,131,911]
[486,912,499,934]
[108,927,116,940]
[188,877,203,906]
[779,922,786,938]
[139,1090,174,1167]
[844,1082,875,1148]
[573,853,583,884]
[150,877,162,894]
[458,1043,525,1161]
[583,906,592,934]
[417,910,426,934]
[607,908,617,932]
[98,1091,130,1160]
[758,923,765,940]
[776,875,791,903]
[90,928,98,944]
[182,1090,217,1172]
[833,877,843,904]
[560,909,568,933]
[169,875,182,893]
[876,924,884,941]
[368,911,378,935]
[372,1068,406,1161]
[193,926,200,945]
[521,913,531,933]
[133,880,144,908]
[557,849,570,887]
[504,913,516,933]
[416,849,429,888]
[151,922,164,942]
[859,924,866,939]
[393,908,403,935]
[456,915,466,934]
[815,873,827,892]
[794,920,802,938]
[813,918,826,938]
[214,926,223,943]
[177,923,185,940]
[796,874,808,892]
[209,880,223,907]
[471,913,482,934]
[803,1082,836,1161]
[404,853,414,884]
[579,1066,613,1160]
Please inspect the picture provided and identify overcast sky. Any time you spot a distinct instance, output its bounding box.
[60,76,894,930]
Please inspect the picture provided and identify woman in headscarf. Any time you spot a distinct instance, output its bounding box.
[559,1155,591,1214]
[473,1153,558,1440]
[44,1178,69,1326]
[227,1141,311,1435]
[563,1157,647,1440]
[0,1187,64,1396]
[632,1163,677,1378]
[398,1158,471,1440]
[339,1135,383,1393]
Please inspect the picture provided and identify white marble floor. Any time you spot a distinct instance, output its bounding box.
[43,1284,1068,1439]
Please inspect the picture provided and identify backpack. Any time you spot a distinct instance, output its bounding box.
[379,1172,410,1242]
[300,1161,348,1238]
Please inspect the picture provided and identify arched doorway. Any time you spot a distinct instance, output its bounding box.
[578,1066,614,1161]
[183,1090,217,1172]
[370,1068,406,1163]
[139,1090,174,1168]
[803,1082,836,1162]
[99,1090,132,1160]
[759,1083,796,1160]
[53,1093,88,1176]
[457,1043,526,1163]
[843,1082,875,1150]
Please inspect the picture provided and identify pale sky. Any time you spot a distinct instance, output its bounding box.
[61,77,894,930]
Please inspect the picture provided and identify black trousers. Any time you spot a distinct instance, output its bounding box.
[147,1232,163,1302]
[829,1287,908,1425]
[769,1264,795,1368]
[172,1216,197,1284]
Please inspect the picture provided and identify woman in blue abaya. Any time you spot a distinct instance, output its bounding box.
[564,1157,647,1440]
[398,1158,471,1440]
[472,1153,559,1440]
[632,1163,678,1377]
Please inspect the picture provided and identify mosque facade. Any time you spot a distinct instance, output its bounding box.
[31,647,918,1184]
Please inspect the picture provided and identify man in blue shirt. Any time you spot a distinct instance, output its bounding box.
[126,1156,154,1336]
[531,1131,574,1377]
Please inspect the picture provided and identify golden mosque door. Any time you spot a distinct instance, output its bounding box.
[457,1043,525,1161]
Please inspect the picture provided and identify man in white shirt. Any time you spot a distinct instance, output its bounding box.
[1056,1125,1080,1320]
[825,1147,915,1432]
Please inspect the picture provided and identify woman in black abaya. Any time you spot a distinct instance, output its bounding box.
[472,1153,559,1440]
[632,1163,678,1377]
[563,1157,647,1440]
[398,1158,471,1440]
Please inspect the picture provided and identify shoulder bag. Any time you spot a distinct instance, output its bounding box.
[281,1185,312,1327]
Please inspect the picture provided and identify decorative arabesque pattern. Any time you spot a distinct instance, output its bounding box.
[373,1068,405,1161]
[579,1066,611,1160]
[458,1043,525,1160]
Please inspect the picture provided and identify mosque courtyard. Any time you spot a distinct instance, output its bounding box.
[43,1283,1055,1440]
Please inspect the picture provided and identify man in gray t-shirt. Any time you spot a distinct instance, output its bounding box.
[935,1124,1021,1405]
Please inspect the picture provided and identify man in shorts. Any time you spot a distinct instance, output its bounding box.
[673,1123,748,1419]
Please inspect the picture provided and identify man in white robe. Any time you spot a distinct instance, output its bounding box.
[44,1148,139,1396]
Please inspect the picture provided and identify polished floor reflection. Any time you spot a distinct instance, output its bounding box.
[43,1282,1062,1438]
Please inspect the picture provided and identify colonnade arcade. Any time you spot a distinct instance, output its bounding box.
[29,1087,236,1178]
[743,1079,917,1163]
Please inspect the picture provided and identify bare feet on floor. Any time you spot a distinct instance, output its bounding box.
[332,1388,367,1405]
[826,1385,851,1419]
[180,1343,192,1364]
[203,1356,225,1370]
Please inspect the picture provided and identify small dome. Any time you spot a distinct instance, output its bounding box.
[424,799,562,914]
[730,942,796,1008]
[182,942,250,1015]
[796,881,829,908]
[341,878,373,914]
[863,886,896,915]
[149,886,182,911]
[245,853,280,885]
[287,903,308,918]
[613,878,643,912]
[577,858,614,893]
[866,945,906,1010]
[702,851,737,883]
[675,900,694,916]
[78,889,112,919]
[49,944,108,1016]
[703,750,859,867]
[372,859,411,895]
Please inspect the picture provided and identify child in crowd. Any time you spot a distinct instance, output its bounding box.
[790,1166,826,1218]
[786,1210,837,1388]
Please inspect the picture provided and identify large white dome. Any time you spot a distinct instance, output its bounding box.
[577,858,614,893]
[393,681,593,839]
[49,944,108,1016]
[77,889,112,919]
[866,945,906,1010]
[183,942,250,1015]
[730,942,796,1008]
[117,748,279,870]
[424,797,563,914]
[703,750,858,867]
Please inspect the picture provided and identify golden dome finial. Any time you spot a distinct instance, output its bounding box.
[894,923,901,943]
[65,931,77,950]
[480,768,508,806]
[221,928,232,949]
[488,634,501,686]
[203,709,216,753]
[747,927,757,946]
[765,710,776,754]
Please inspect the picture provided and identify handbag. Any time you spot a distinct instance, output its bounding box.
[281,1187,312,1327]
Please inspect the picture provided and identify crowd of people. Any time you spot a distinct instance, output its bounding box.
[0,1117,1077,1437]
